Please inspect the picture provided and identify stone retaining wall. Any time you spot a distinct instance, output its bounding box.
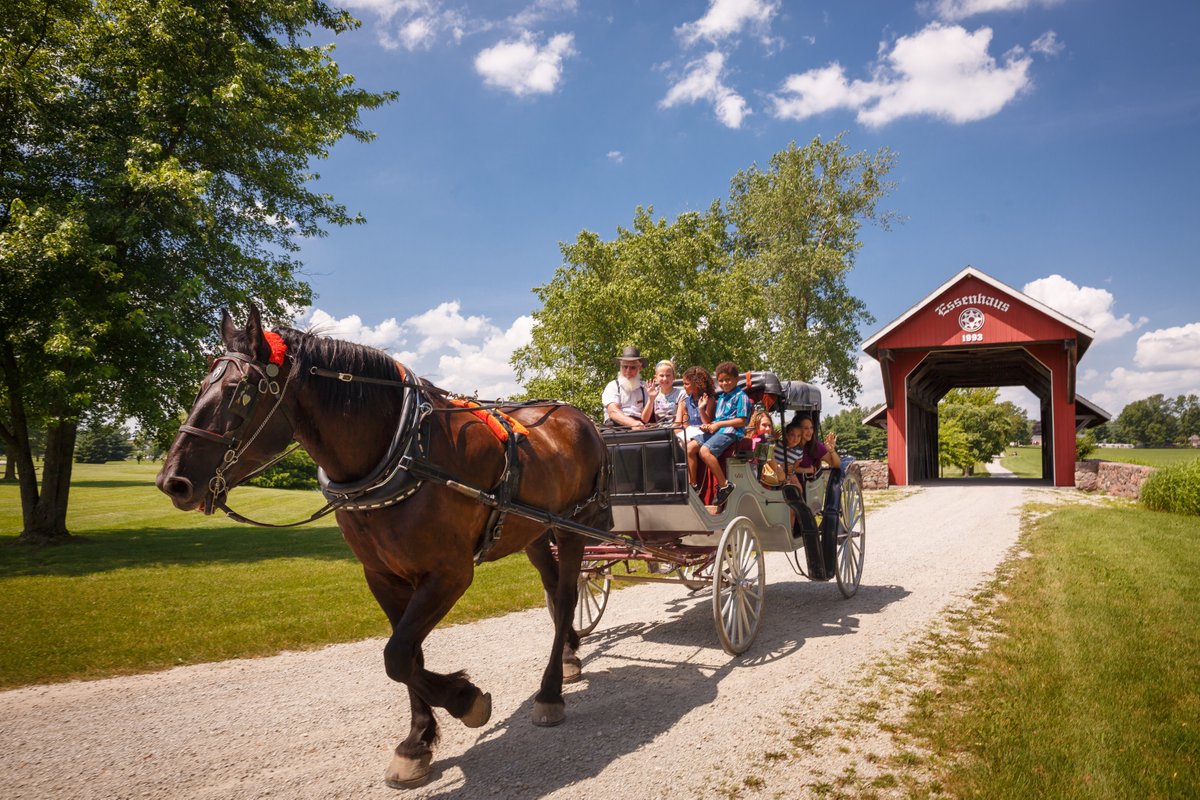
[1075,459,1157,499]
[855,460,889,490]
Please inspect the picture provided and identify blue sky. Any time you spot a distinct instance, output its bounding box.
[292,0,1200,418]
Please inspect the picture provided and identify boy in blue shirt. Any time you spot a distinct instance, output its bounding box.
[692,361,749,505]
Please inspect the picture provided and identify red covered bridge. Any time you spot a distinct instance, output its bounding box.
[862,266,1109,487]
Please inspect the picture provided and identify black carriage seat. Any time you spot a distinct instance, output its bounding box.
[601,426,689,505]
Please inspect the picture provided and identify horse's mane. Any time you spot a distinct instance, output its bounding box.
[276,327,411,413]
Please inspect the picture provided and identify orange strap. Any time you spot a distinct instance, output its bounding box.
[449,399,529,442]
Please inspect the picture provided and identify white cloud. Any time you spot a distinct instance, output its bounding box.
[339,0,425,21]
[770,23,1031,127]
[437,315,537,399]
[676,0,780,47]
[606,150,624,164]
[1022,274,1148,344]
[508,0,577,30]
[997,385,1041,417]
[475,32,576,96]
[661,51,751,129]
[1091,363,1200,418]
[1133,323,1200,371]
[1031,30,1064,57]
[924,0,1064,22]
[302,309,407,351]
[397,17,437,50]
[342,0,467,51]
[769,63,871,119]
[1042,300,1198,417]
[827,355,886,416]
[296,303,533,398]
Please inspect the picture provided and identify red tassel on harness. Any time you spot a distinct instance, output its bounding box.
[263,331,287,366]
[449,399,529,441]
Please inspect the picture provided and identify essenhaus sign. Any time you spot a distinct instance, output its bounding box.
[861,266,1110,488]
[934,293,1011,316]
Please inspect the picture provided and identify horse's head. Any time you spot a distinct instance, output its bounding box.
[156,305,298,512]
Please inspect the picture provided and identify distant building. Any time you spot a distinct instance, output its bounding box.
[1190,434,1200,448]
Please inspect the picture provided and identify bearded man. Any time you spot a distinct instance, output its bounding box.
[601,346,649,428]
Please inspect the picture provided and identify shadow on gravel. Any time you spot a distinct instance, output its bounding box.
[634,577,910,663]
[420,659,722,797]
[913,477,1048,487]
[415,579,911,797]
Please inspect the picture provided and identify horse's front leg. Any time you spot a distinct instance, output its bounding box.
[364,569,489,789]
[529,531,584,727]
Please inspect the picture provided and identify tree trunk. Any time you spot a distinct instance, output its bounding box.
[2,454,13,482]
[18,420,77,544]
[3,338,76,543]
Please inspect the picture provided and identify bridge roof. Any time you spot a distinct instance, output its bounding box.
[862,266,1096,359]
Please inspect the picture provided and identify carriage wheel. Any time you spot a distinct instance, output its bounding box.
[712,516,766,655]
[575,560,612,636]
[678,561,710,591]
[835,466,866,598]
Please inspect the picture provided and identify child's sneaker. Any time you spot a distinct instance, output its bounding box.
[715,482,735,505]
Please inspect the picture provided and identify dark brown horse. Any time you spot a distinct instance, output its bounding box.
[156,306,612,787]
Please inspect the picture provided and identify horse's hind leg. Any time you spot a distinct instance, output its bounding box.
[526,533,583,684]
[530,531,584,727]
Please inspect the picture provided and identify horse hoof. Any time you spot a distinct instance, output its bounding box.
[562,656,583,684]
[532,701,566,727]
[460,691,492,728]
[384,752,432,789]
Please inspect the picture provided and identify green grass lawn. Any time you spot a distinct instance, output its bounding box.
[0,463,547,688]
[1000,445,1200,479]
[909,502,1200,798]
[998,444,1045,477]
[1102,447,1200,468]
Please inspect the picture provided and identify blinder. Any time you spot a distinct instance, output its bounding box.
[178,348,294,512]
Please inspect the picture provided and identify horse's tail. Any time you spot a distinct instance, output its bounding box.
[572,420,613,533]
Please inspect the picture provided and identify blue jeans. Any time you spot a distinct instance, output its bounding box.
[698,429,739,459]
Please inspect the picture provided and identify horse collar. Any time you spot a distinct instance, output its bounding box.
[317,381,431,510]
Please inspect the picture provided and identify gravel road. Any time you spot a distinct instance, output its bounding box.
[1,482,1050,799]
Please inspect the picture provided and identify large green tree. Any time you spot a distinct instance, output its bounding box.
[727,135,897,402]
[513,137,895,415]
[938,417,973,477]
[512,205,748,416]
[938,387,1021,474]
[1,0,394,542]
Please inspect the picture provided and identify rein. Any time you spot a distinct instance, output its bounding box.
[186,345,586,553]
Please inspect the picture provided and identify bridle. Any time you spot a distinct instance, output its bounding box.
[178,349,298,515]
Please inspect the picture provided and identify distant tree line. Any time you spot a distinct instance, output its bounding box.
[1095,394,1200,448]
[823,407,888,461]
